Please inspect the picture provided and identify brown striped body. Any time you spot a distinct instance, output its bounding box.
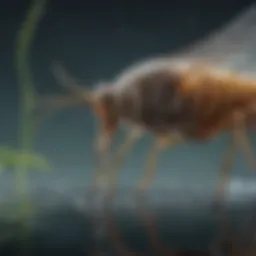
[93,57,256,141]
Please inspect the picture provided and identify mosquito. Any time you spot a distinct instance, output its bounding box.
[36,4,256,205]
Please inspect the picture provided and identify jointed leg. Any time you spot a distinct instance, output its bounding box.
[214,136,237,211]
[133,133,183,254]
[106,128,143,196]
[135,133,184,195]
[92,127,142,196]
[233,113,256,171]
[94,132,113,166]
[214,111,255,212]
[211,135,239,256]
[134,140,161,196]
[91,131,113,191]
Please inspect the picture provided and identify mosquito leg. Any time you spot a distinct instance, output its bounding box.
[236,131,256,170]
[214,111,256,211]
[133,134,183,255]
[214,135,237,212]
[96,128,143,256]
[90,128,142,197]
[233,116,256,172]
[88,131,115,249]
[91,131,114,193]
[135,133,183,196]
[106,128,143,197]
[135,141,160,198]
[210,136,238,256]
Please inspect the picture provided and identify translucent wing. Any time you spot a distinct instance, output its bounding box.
[173,3,256,72]
[36,4,256,121]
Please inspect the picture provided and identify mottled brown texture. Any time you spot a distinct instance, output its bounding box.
[98,61,256,141]
[49,59,256,142]
[178,65,256,140]
[111,66,197,135]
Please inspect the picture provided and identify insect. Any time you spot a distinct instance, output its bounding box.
[36,5,256,205]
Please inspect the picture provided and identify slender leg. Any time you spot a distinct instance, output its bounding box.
[98,128,143,256]
[90,128,142,197]
[135,141,160,196]
[211,136,238,256]
[106,128,143,197]
[88,131,114,255]
[214,112,256,211]
[213,112,256,253]
[94,132,112,166]
[91,131,113,191]
[133,133,183,255]
[233,116,256,171]
[135,133,184,195]
[214,136,237,211]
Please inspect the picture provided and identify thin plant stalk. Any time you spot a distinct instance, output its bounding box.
[15,0,47,215]
[14,0,47,247]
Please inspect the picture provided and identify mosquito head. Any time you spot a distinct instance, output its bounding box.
[92,83,120,134]
[51,62,119,134]
[90,83,120,163]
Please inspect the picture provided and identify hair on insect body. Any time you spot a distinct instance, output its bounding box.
[37,4,256,202]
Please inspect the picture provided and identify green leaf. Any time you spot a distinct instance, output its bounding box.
[0,146,51,172]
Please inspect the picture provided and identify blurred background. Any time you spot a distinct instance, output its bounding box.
[0,0,256,255]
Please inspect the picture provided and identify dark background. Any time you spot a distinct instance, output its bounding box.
[1,0,256,255]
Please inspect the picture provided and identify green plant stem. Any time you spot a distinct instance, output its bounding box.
[16,0,47,155]
[14,0,47,253]
[15,0,47,204]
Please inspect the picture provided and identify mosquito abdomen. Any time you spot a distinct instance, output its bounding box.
[179,66,256,139]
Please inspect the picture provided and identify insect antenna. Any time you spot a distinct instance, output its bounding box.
[32,62,94,127]
[50,61,93,104]
[32,94,84,130]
